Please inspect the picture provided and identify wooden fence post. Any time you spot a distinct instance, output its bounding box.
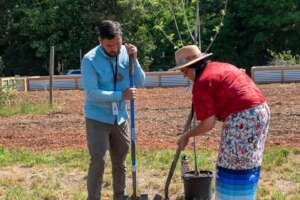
[49,46,55,107]
[25,77,30,92]
[280,67,284,83]
[251,67,255,79]
[158,74,161,87]
[75,77,79,89]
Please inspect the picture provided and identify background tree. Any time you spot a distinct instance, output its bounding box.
[0,0,299,76]
[142,0,228,70]
[212,0,300,71]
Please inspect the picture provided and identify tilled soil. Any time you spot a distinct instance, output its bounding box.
[0,83,299,151]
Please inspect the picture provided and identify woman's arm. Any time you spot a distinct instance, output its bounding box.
[177,115,216,149]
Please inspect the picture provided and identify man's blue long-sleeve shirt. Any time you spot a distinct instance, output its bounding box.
[81,45,145,125]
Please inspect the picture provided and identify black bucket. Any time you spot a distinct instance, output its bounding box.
[182,170,213,200]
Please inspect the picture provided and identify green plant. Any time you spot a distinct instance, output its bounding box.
[0,80,56,116]
[0,102,55,116]
[0,81,17,106]
[268,50,300,66]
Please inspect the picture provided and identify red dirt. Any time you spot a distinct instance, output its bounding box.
[0,83,299,151]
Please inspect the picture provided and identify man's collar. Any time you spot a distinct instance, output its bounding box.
[98,45,119,59]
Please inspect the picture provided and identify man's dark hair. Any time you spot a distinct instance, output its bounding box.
[96,20,122,39]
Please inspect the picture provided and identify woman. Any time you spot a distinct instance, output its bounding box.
[171,45,270,200]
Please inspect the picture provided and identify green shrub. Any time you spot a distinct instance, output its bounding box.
[268,50,300,66]
[0,77,55,116]
[0,81,17,106]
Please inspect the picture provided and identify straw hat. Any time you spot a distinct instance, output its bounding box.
[169,45,213,71]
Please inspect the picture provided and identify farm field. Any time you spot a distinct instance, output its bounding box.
[0,83,300,150]
[0,83,300,200]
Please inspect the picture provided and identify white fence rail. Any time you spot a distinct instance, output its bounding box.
[0,72,192,91]
[251,65,300,83]
[2,66,299,91]
[0,77,28,91]
[0,76,82,91]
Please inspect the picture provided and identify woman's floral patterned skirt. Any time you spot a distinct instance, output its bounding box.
[216,102,270,199]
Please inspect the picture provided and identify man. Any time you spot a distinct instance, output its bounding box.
[81,20,145,200]
[171,45,270,200]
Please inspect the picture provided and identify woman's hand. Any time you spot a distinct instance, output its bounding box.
[177,133,189,150]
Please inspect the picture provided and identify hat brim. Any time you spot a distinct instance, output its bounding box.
[169,53,213,71]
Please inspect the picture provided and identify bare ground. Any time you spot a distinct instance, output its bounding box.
[0,83,299,151]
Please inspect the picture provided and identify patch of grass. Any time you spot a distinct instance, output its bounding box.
[5,186,31,200]
[0,102,54,116]
[0,146,299,199]
[137,148,216,172]
[294,172,300,183]
[258,184,270,198]
[72,192,87,200]
[270,190,286,200]
[290,194,300,200]
[0,146,89,168]
[262,147,291,170]
[258,147,300,200]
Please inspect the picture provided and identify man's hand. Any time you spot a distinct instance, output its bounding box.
[177,133,189,150]
[122,87,136,100]
[125,43,137,60]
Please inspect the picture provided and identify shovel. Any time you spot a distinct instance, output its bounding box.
[181,117,213,200]
[124,56,148,200]
[153,108,194,200]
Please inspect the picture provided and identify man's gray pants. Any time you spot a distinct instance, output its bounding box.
[86,118,130,200]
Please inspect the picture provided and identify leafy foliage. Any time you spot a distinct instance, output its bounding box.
[0,81,17,106]
[212,0,300,71]
[268,50,300,65]
[0,0,300,74]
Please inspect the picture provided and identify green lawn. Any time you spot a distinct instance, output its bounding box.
[0,103,54,116]
[0,146,299,200]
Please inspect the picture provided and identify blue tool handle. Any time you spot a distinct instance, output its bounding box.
[129,56,137,198]
[130,94,136,167]
[129,56,136,143]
